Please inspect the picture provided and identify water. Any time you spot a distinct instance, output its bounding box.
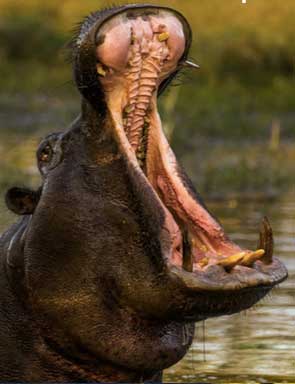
[166,196,295,383]
[0,140,294,383]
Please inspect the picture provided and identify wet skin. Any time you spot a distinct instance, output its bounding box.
[0,4,288,382]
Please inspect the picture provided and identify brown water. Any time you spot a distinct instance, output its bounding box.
[0,152,294,383]
[166,196,295,383]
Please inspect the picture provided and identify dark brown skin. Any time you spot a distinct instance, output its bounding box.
[0,4,287,382]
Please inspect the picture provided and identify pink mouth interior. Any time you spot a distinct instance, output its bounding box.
[95,8,258,272]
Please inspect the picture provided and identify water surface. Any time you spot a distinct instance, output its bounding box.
[0,138,294,383]
[166,196,295,383]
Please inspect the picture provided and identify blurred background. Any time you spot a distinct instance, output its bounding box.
[0,1,294,383]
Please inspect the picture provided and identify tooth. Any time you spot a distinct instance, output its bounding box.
[217,252,247,269]
[241,249,265,266]
[258,216,273,264]
[200,245,208,252]
[158,32,170,42]
[96,63,106,77]
[182,231,193,272]
[124,105,134,114]
[136,152,145,160]
[198,257,209,268]
[184,60,200,69]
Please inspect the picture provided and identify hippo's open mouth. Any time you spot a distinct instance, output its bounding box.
[92,6,287,301]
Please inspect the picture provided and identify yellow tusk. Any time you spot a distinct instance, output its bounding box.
[241,249,265,266]
[217,252,247,269]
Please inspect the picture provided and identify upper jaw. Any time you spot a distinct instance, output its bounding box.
[77,5,288,316]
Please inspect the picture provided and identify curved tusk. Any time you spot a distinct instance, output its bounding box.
[258,216,274,264]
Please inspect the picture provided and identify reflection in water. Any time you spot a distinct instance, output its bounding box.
[0,169,294,383]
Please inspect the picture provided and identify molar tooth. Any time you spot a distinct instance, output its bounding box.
[198,257,209,268]
[96,63,106,77]
[158,32,170,42]
[258,216,274,264]
[200,245,208,252]
[136,152,145,160]
[241,249,265,267]
[217,252,247,270]
[124,105,134,114]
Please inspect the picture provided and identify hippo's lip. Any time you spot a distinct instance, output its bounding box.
[94,6,287,294]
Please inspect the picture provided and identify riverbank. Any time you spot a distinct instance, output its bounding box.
[1,94,294,200]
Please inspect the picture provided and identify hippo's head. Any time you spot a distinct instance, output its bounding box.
[5,4,287,379]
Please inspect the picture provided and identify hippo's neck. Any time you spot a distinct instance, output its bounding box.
[0,229,159,382]
[36,338,163,382]
[0,219,193,382]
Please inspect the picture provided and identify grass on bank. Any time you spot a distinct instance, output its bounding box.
[0,0,295,139]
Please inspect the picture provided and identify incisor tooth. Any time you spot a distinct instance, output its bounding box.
[241,249,265,266]
[217,252,246,269]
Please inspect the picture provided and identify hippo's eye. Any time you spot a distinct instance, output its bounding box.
[38,144,53,163]
[37,134,63,175]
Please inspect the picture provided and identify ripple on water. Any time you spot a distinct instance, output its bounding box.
[165,197,295,383]
[0,186,294,383]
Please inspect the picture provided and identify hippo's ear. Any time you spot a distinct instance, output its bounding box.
[5,187,41,215]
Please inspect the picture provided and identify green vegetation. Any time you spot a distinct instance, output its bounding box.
[0,0,294,198]
[1,0,295,136]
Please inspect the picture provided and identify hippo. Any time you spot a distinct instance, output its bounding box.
[0,4,288,382]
